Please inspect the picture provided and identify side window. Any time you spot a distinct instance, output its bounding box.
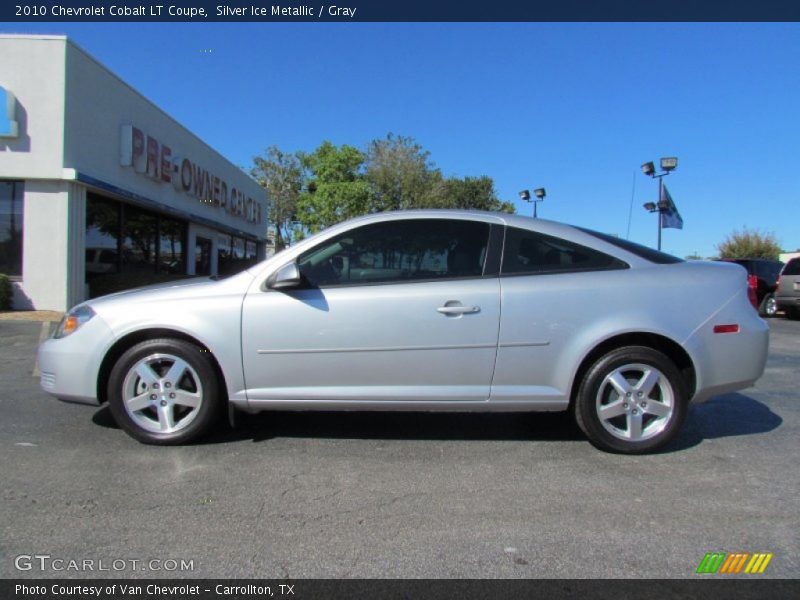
[297,219,491,287]
[502,227,626,275]
[783,259,800,276]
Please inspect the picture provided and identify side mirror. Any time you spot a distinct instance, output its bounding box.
[267,262,302,290]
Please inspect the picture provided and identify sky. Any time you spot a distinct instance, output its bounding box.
[3,22,799,258]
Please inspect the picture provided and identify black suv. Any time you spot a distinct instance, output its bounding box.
[721,258,784,317]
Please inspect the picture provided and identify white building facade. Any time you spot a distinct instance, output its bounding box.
[0,35,268,311]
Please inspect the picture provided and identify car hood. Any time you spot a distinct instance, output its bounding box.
[82,270,256,313]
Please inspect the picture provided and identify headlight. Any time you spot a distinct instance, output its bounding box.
[54,305,96,339]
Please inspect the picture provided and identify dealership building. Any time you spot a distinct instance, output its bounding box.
[0,35,268,311]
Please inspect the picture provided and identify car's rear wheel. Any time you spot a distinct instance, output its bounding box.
[786,307,800,321]
[759,293,778,317]
[108,338,222,444]
[574,346,687,454]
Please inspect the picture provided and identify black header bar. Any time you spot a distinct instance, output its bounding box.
[3,1,800,22]
[3,579,800,600]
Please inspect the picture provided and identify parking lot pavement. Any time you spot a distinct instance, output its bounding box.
[1,318,797,579]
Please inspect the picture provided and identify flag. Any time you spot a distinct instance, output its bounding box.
[660,183,683,230]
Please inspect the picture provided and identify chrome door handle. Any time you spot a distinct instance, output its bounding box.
[437,305,480,315]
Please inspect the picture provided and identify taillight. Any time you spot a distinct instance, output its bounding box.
[747,274,758,309]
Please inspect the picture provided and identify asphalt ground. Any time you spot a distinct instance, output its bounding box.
[0,318,797,579]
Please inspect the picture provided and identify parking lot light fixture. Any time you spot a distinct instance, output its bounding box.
[660,157,678,172]
[641,156,679,250]
[519,187,546,218]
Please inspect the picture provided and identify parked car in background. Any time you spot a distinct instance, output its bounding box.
[84,247,119,275]
[774,257,800,319]
[720,258,784,317]
[38,211,769,454]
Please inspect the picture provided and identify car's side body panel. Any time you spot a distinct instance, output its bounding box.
[492,259,768,407]
[240,277,501,404]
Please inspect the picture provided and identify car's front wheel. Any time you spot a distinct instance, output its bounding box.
[574,346,688,454]
[107,338,223,445]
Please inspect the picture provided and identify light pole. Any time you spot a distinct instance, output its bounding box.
[641,157,677,251]
[519,187,546,218]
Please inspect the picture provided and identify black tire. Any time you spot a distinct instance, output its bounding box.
[574,346,688,454]
[107,338,223,445]
[786,307,800,321]
[758,294,778,318]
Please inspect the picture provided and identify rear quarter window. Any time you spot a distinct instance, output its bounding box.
[502,227,627,275]
[577,228,683,264]
[783,258,800,276]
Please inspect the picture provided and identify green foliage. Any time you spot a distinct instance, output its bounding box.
[256,134,515,239]
[0,274,12,310]
[364,134,515,214]
[423,174,515,213]
[251,146,303,251]
[716,228,782,260]
[365,134,437,211]
[296,141,372,232]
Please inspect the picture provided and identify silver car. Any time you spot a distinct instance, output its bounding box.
[774,257,800,319]
[38,210,769,453]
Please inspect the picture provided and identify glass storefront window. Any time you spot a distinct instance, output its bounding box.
[195,237,211,276]
[159,216,185,274]
[246,241,257,266]
[0,181,24,276]
[86,193,121,279]
[233,237,245,261]
[122,205,157,274]
[217,233,233,276]
[86,193,187,297]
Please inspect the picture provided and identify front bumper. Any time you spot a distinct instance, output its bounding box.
[37,314,115,405]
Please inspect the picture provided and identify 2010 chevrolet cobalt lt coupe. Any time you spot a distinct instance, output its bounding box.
[39,211,769,453]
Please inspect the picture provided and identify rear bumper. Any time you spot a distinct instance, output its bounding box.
[775,295,800,311]
[37,316,114,406]
[685,314,769,404]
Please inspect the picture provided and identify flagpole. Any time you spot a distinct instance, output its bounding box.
[657,176,663,251]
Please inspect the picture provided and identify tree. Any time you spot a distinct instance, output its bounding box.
[423,174,515,213]
[296,141,372,233]
[251,146,303,251]
[716,228,782,260]
[364,134,515,214]
[260,136,515,238]
[364,134,437,211]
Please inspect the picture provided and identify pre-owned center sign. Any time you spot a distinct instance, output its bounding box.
[120,125,261,225]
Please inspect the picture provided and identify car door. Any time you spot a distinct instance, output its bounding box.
[241,217,502,405]
[491,225,629,407]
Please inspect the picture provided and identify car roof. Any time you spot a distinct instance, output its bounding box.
[348,209,597,240]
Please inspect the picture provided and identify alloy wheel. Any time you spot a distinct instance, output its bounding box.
[121,353,204,434]
[595,363,675,442]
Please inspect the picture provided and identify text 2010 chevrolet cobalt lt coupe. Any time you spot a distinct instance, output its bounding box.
[39,211,769,453]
